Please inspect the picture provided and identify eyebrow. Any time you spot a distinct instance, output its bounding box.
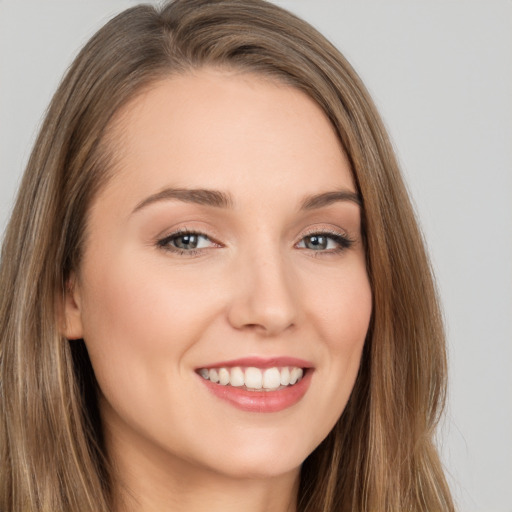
[132,188,233,213]
[300,190,361,210]
[131,187,361,214]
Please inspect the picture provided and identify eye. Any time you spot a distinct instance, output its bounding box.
[297,232,353,252]
[157,231,216,253]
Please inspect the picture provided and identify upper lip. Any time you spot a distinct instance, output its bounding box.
[196,356,314,369]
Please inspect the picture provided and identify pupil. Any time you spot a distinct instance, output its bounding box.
[307,235,327,250]
[176,234,198,249]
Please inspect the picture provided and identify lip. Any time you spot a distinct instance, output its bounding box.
[196,356,314,413]
[197,356,314,370]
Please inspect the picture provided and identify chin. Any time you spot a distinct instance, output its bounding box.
[209,454,303,481]
[194,428,319,481]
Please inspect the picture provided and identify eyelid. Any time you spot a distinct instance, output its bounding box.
[295,226,355,252]
[299,225,349,237]
[298,224,351,241]
[156,227,222,255]
[154,224,355,256]
[155,223,223,244]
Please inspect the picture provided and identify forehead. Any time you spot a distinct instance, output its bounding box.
[99,68,355,210]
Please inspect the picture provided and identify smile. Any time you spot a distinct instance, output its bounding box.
[196,358,313,413]
[198,366,304,391]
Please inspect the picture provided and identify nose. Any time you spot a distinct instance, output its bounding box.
[226,247,298,337]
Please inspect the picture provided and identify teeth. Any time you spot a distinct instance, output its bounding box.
[245,367,263,389]
[290,367,303,385]
[198,365,305,391]
[218,367,230,385]
[280,367,290,386]
[262,368,281,390]
[209,368,219,383]
[230,367,244,387]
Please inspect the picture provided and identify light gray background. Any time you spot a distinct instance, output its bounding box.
[0,1,511,511]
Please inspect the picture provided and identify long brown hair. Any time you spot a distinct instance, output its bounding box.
[0,1,454,510]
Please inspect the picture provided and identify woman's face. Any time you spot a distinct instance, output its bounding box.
[65,69,372,481]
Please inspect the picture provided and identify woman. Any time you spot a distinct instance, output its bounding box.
[0,0,455,510]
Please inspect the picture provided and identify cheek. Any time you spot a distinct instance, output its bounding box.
[300,261,372,435]
[305,258,372,354]
[81,252,211,343]
[76,253,230,454]
[77,253,218,399]
[329,271,371,386]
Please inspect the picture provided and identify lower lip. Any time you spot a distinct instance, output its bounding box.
[198,370,313,413]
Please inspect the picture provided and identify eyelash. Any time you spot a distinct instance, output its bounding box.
[298,229,354,255]
[156,228,217,256]
[156,228,354,257]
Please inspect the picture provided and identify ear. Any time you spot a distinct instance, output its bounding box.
[61,273,84,340]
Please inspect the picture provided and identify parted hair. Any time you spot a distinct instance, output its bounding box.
[0,1,454,510]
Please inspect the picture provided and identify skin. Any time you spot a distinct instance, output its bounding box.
[64,69,372,512]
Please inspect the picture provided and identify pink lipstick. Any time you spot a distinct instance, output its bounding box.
[196,357,313,413]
